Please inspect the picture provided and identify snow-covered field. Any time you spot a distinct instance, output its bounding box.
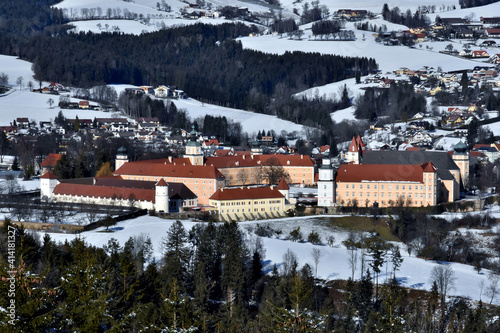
[40,215,500,305]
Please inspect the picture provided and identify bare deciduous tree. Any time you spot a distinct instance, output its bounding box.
[485,272,499,305]
[430,264,456,307]
[312,248,322,278]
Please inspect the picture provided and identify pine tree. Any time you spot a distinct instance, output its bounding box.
[162,221,191,288]
[74,116,80,131]
[11,156,19,171]
[56,239,110,332]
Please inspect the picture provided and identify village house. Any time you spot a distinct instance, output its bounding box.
[486,28,500,38]
[16,117,29,128]
[40,153,62,174]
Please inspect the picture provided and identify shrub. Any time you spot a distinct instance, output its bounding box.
[307,231,321,245]
[289,227,303,242]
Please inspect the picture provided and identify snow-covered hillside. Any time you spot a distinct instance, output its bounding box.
[0,56,308,137]
[42,215,500,306]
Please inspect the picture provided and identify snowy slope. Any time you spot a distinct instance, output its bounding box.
[42,215,500,305]
[0,57,308,137]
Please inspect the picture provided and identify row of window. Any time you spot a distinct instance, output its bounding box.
[220,199,282,206]
[345,184,427,190]
[342,192,433,199]
[220,207,282,213]
[344,200,427,206]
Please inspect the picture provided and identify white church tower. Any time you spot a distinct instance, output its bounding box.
[318,152,336,207]
[155,178,169,213]
[115,146,129,170]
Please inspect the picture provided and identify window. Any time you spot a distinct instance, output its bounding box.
[352,184,355,189]
[388,193,391,197]
[346,184,349,188]
[396,185,399,190]
[374,185,377,189]
[402,185,405,190]
[409,185,412,190]
[367,184,370,189]
[360,192,363,197]
[381,193,384,197]
[388,185,392,190]
[360,184,363,189]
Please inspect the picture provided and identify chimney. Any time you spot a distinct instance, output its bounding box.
[221,188,224,192]
[301,154,303,159]
[243,155,246,160]
[270,185,274,190]
[168,156,173,163]
[251,155,254,159]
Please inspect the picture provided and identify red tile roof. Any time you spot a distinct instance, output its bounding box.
[53,183,155,202]
[336,163,432,183]
[41,153,62,167]
[114,161,224,179]
[210,186,284,201]
[205,154,314,168]
[40,171,58,179]
[348,137,359,152]
[156,179,168,186]
[276,177,290,190]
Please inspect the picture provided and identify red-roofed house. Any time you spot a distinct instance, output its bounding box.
[472,50,489,58]
[335,162,438,207]
[486,28,500,37]
[209,186,285,221]
[41,153,62,173]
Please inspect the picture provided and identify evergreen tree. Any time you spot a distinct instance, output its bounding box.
[162,221,191,288]
[56,239,110,332]
[11,156,19,171]
[74,115,80,131]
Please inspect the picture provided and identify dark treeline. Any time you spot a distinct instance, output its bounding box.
[270,18,298,34]
[459,0,500,8]
[5,23,377,128]
[355,83,427,122]
[382,4,431,28]
[2,219,500,332]
[0,0,70,55]
[202,115,242,146]
[311,20,343,36]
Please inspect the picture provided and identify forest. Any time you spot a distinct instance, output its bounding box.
[354,83,427,122]
[14,24,376,129]
[1,218,500,332]
[459,0,500,8]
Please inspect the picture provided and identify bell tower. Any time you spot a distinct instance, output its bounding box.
[184,125,203,165]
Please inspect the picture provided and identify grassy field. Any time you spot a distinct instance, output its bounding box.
[327,216,401,242]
